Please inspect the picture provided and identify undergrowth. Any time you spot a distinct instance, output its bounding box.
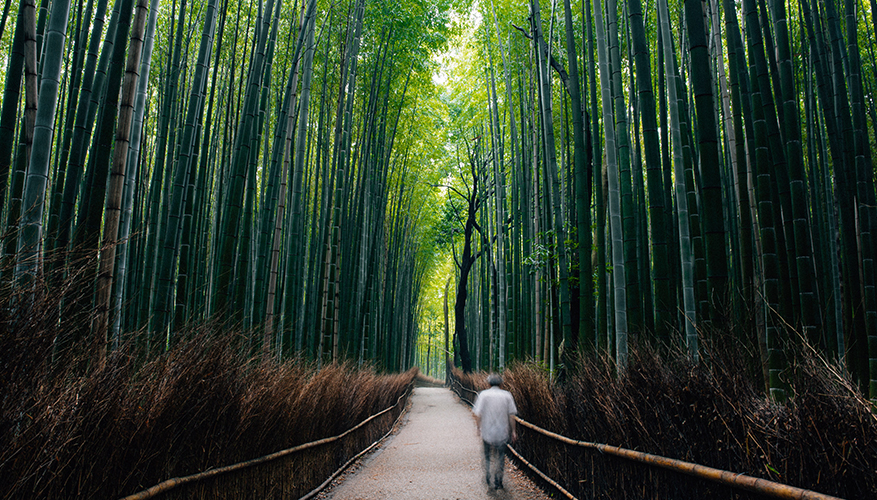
[1,324,415,499]
[452,339,877,499]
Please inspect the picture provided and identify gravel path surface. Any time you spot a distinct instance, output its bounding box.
[317,387,552,500]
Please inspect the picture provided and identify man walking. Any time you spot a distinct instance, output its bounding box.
[472,373,517,490]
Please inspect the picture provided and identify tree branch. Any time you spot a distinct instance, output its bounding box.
[511,22,532,39]
[473,230,501,261]
[549,54,570,93]
[446,184,468,201]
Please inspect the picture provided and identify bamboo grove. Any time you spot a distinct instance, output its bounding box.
[433,0,877,402]
[0,0,455,371]
[2,0,877,401]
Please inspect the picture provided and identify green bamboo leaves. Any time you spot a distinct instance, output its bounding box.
[438,0,877,400]
[2,0,876,396]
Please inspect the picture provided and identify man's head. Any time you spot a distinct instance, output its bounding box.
[487,373,503,387]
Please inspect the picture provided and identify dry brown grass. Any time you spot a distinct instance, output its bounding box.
[0,258,418,499]
[451,341,876,499]
[0,324,415,499]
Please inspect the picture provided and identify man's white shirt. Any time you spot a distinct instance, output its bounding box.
[473,386,518,445]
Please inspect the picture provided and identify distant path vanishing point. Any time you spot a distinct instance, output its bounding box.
[317,386,552,500]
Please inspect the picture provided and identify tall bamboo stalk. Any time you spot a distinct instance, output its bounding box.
[15,0,71,283]
[593,0,629,368]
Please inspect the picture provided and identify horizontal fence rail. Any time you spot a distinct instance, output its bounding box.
[514,417,844,500]
[120,387,412,500]
[447,371,845,500]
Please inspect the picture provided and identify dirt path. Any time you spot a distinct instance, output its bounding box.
[317,386,552,500]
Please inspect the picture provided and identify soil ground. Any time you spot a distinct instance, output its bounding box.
[316,386,553,500]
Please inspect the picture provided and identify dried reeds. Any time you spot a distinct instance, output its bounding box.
[0,328,415,499]
[453,342,876,499]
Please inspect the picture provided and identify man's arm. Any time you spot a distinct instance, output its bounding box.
[508,414,517,443]
[473,395,481,436]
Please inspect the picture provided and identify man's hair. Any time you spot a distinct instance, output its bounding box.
[487,373,503,386]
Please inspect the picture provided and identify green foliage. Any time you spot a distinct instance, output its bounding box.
[2,0,877,397]
[434,197,463,249]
